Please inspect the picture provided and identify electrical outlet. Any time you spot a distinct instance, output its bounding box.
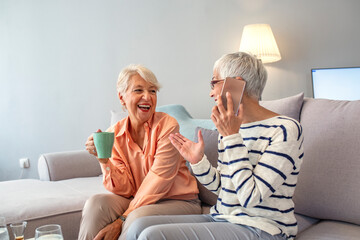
[19,158,30,168]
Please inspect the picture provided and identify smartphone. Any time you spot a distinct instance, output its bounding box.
[220,77,246,115]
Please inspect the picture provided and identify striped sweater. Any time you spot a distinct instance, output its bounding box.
[191,116,304,239]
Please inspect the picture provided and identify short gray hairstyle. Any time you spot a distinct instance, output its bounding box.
[213,52,267,100]
[117,64,161,95]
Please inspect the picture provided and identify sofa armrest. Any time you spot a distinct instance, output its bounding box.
[38,150,102,181]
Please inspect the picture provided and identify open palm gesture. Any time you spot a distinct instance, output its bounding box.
[169,131,204,165]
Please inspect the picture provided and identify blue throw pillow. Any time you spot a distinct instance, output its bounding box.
[156,104,215,141]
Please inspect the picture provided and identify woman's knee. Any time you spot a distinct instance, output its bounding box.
[134,224,166,240]
[83,194,114,217]
[126,217,156,240]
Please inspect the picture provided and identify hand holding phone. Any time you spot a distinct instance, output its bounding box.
[220,77,246,115]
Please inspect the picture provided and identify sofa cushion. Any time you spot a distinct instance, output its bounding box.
[193,127,219,206]
[293,98,360,225]
[296,220,360,240]
[38,150,102,181]
[295,213,320,234]
[260,92,304,121]
[157,104,216,141]
[0,177,107,224]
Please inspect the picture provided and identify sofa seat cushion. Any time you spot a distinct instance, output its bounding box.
[0,177,107,224]
[294,98,360,225]
[295,213,319,234]
[296,220,360,240]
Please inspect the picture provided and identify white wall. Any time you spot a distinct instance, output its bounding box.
[1,0,360,180]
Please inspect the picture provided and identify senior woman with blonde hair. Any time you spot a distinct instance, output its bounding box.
[78,64,201,240]
[127,52,304,240]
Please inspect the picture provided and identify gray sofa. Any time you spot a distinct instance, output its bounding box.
[1,93,360,240]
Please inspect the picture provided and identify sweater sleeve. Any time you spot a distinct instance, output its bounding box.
[190,154,221,196]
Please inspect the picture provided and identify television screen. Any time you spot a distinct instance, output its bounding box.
[311,67,360,100]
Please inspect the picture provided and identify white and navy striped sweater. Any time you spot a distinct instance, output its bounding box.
[191,116,304,239]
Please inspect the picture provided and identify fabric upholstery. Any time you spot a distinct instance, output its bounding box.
[38,150,101,181]
[295,213,320,234]
[293,98,360,225]
[193,127,219,206]
[0,177,107,229]
[260,92,304,121]
[296,220,360,240]
[156,104,216,141]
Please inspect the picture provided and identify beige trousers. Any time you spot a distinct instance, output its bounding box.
[78,193,201,240]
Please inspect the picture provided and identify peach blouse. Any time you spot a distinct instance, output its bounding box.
[102,112,199,216]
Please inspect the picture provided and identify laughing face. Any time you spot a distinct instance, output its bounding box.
[120,74,157,126]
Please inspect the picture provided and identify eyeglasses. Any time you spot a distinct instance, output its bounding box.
[210,79,225,90]
[210,77,245,90]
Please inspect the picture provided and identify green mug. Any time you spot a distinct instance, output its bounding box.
[93,132,115,159]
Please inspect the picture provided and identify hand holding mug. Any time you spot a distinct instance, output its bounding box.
[93,131,115,164]
[85,129,101,157]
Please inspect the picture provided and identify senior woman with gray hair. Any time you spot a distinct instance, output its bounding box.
[127,52,304,240]
[78,64,201,240]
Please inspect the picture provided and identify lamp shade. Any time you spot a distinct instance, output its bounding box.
[239,24,281,63]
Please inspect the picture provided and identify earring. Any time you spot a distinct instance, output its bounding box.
[121,103,127,112]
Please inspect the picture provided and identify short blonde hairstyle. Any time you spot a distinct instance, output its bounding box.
[116,64,161,95]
